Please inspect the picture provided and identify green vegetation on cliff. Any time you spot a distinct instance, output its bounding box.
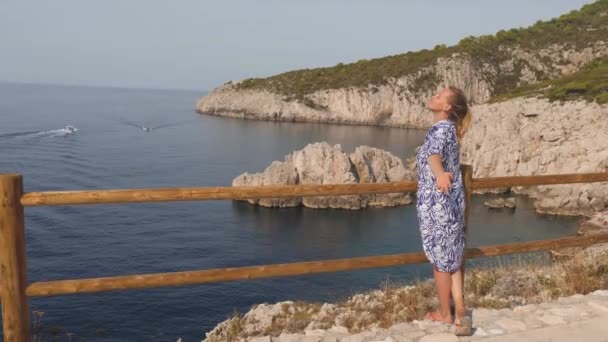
[492,56,608,104]
[236,0,608,101]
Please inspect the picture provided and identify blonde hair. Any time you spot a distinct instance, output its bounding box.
[447,86,472,141]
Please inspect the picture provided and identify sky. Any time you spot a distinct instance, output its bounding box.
[0,0,595,91]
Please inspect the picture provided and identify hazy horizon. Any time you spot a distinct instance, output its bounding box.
[0,0,595,91]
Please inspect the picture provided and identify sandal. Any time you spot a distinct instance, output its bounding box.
[424,311,452,324]
[454,316,473,336]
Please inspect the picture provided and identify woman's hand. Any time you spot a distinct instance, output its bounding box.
[427,154,452,193]
[436,172,453,193]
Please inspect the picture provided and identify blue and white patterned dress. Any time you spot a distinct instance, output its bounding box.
[416,119,465,273]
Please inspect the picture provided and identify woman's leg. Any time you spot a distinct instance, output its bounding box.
[450,268,466,322]
[461,262,466,291]
[429,266,453,323]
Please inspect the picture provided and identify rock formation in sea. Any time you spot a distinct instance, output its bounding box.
[232,143,415,209]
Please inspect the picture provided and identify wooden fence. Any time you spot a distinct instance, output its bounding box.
[1,166,608,341]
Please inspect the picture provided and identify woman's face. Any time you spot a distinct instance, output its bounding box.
[428,88,452,113]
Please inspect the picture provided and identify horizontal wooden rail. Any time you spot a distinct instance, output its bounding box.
[20,182,418,207]
[472,172,608,190]
[25,233,608,297]
[19,172,608,207]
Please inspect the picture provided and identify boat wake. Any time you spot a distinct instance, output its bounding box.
[0,126,78,140]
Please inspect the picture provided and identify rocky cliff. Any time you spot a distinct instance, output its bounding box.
[197,42,607,129]
[459,98,608,216]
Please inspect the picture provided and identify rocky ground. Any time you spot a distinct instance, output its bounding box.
[241,289,608,342]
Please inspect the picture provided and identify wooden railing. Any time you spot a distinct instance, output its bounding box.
[1,167,608,341]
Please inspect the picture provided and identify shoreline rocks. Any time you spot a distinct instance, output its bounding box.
[578,209,608,236]
[484,197,517,209]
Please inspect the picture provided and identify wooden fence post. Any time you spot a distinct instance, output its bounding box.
[460,164,473,290]
[461,165,473,229]
[0,174,31,342]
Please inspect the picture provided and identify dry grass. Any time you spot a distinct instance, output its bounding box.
[205,310,245,342]
[467,269,498,297]
[562,255,608,294]
[261,301,322,337]
[224,310,245,342]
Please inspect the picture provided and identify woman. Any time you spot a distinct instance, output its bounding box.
[416,86,472,336]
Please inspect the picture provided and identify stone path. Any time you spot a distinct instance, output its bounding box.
[253,290,608,342]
